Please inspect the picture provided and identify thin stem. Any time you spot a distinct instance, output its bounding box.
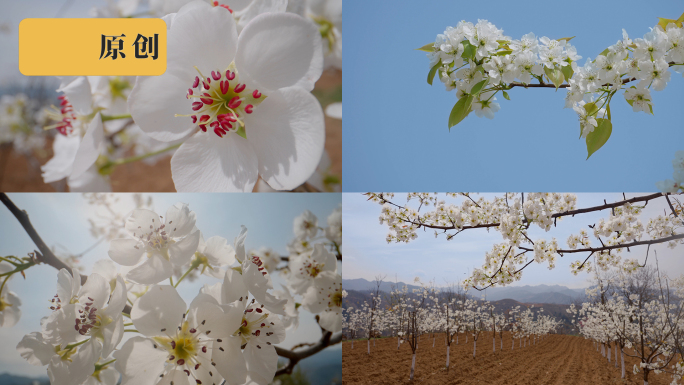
[113,143,182,166]
[174,264,197,288]
[100,114,132,122]
[95,358,116,370]
[124,329,139,333]
[65,338,90,350]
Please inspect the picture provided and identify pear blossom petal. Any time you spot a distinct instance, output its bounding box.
[41,134,80,183]
[168,230,201,266]
[126,254,174,285]
[124,208,161,238]
[17,332,54,366]
[236,0,287,32]
[114,336,168,385]
[170,131,258,192]
[0,291,21,327]
[244,87,324,190]
[204,236,236,266]
[165,202,197,238]
[244,342,277,385]
[221,269,248,304]
[67,165,111,192]
[212,336,247,385]
[108,239,145,266]
[131,285,186,337]
[71,113,104,178]
[235,12,323,92]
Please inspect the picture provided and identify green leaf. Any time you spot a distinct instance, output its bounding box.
[236,125,247,139]
[649,104,654,115]
[448,95,473,129]
[557,36,576,42]
[583,102,598,116]
[560,65,574,83]
[428,60,441,85]
[544,66,564,90]
[461,41,476,60]
[502,90,510,100]
[657,17,679,30]
[416,43,435,52]
[598,48,610,57]
[470,78,489,96]
[586,118,612,159]
[626,99,634,107]
[606,103,611,121]
[495,50,513,56]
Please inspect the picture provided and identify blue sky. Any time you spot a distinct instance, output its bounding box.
[343,192,684,290]
[0,193,341,377]
[343,0,684,192]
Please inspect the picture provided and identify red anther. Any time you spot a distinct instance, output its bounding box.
[200,94,214,105]
[226,71,235,80]
[58,95,66,100]
[220,80,229,94]
[199,124,207,132]
[218,113,237,122]
[254,330,261,336]
[187,88,193,96]
[220,121,233,131]
[202,346,207,353]
[245,308,253,313]
[234,83,246,93]
[192,102,204,111]
[245,105,253,114]
[210,121,221,128]
[193,76,200,88]
[228,96,242,108]
[252,90,261,98]
[213,127,225,137]
[261,323,265,327]
[200,115,211,122]
[177,359,185,365]
[171,340,176,349]
[211,71,221,81]
[256,308,263,313]
[213,0,218,4]
[203,81,210,90]
[195,364,200,370]
[191,115,198,123]
[262,272,267,275]
[184,370,190,376]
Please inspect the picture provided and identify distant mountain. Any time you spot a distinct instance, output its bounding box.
[0,373,49,385]
[342,278,586,305]
[342,278,421,293]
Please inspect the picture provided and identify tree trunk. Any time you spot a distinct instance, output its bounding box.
[352,340,354,349]
[614,341,618,367]
[493,334,496,352]
[473,339,477,358]
[607,345,611,362]
[397,336,400,350]
[374,338,376,347]
[466,334,468,344]
[621,348,625,378]
[456,334,459,345]
[367,339,370,355]
[410,353,416,381]
[446,345,450,372]
[433,336,435,347]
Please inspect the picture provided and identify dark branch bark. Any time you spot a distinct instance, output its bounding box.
[274,331,342,376]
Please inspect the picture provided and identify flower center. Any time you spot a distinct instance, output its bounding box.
[74,297,99,335]
[331,291,342,308]
[132,216,177,259]
[181,62,266,139]
[235,301,272,347]
[154,318,216,380]
[45,96,76,136]
[0,296,11,311]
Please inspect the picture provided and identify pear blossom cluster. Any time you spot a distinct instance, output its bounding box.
[4,200,342,385]
[4,0,342,192]
[422,17,683,156]
[656,151,684,193]
[0,94,46,154]
[367,192,684,289]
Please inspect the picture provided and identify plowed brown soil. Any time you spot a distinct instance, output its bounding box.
[342,333,672,385]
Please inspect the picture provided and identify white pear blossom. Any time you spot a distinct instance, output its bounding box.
[108,203,201,284]
[129,1,325,192]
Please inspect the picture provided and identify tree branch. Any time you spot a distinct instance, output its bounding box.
[0,193,133,314]
[274,330,342,376]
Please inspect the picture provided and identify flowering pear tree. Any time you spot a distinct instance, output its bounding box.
[0,193,342,385]
[418,14,684,159]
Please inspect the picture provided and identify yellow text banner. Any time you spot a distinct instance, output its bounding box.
[19,18,167,76]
